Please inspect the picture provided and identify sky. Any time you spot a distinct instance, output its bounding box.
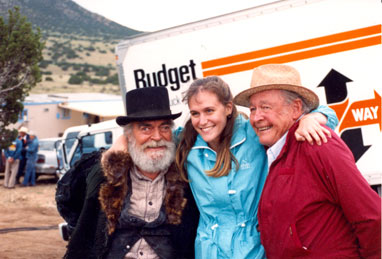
[72,0,276,32]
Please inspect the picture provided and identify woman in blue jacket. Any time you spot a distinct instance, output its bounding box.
[175,76,337,259]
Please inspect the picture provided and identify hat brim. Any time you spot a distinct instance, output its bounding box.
[233,84,319,110]
[116,112,182,126]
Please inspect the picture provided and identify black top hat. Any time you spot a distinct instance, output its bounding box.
[116,87,182,126]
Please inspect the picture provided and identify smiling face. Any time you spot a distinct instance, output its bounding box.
[127,120,176,175]
[130,120,173,153]
[249,90,300,147]
[188,90,233,150]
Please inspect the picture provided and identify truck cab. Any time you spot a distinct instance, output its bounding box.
[58,120,123,177]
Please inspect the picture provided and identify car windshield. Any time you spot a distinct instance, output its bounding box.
[65,131,80,154]
[70,131,112,167]
[39,140,56,150]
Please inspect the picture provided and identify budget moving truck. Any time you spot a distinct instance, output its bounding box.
[115,0,382,193]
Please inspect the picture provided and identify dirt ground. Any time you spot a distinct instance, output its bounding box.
[0,175,67,258]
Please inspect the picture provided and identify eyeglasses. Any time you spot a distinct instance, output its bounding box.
[137,124,172,135]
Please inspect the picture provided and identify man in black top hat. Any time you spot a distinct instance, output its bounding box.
[57,87,198,259]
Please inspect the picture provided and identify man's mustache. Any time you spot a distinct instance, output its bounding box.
[142,140,171,149]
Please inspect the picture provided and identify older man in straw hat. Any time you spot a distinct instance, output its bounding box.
[58,87,198,259]
[234,64,381,258]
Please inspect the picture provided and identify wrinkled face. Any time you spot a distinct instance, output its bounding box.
[188,90,232,150]
[130,120,172,152]
[128,120,175,173]
[249,90,299,147]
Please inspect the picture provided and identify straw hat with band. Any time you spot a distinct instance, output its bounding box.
[233,64,319,110]
[116,87,181,126]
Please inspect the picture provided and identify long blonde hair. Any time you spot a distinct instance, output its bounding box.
[175,76,239,179]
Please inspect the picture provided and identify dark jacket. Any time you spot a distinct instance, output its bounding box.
[56,151,199,259]
[18,134,30,158]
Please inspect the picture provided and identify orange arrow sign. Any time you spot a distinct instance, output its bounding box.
[329,99,349,122]
[339,90,381,132]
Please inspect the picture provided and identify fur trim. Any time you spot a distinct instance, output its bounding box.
[99,151,131,234]
[164,163,188,225]
[99,151,188,235]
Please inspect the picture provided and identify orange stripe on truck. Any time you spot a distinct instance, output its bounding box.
[202,24,381,76]
[203,35,381,77]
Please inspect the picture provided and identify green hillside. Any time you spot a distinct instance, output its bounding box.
[0,0,143,94]
[0,0,142,38]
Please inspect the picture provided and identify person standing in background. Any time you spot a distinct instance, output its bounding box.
[3,133,23,188]
[22,131,39,187]
[15,126,30,184]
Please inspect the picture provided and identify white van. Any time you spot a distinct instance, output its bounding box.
[61,124,90,156]
[59,120,123,175]
[57,124,90,177]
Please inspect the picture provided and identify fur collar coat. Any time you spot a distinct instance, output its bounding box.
[99,151,190,234]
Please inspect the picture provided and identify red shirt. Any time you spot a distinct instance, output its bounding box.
[258,122,381,259]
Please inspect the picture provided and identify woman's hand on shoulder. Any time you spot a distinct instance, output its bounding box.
[101,134,129,164]
[295,113,332,145]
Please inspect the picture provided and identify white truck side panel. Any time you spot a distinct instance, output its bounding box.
[116,0,382,186]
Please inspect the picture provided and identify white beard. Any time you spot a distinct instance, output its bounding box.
[128,137,176,173]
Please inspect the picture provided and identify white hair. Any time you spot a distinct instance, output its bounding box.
[280,90,310,113]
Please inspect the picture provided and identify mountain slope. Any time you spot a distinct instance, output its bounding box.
[0,0,142,38]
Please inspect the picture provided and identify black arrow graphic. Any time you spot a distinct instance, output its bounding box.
[317,69,352,104]
[340,128,371,162]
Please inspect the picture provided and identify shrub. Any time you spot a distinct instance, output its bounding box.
[68,75,83,84]
[90,78,105,84]
[105,73,119,85]
[39,60,52,68]
[93,66,110,76]
[85,46,95,51]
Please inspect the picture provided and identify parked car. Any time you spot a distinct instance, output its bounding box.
[35,137,62,179]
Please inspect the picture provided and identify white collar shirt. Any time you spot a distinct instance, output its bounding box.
[266,132,288,169]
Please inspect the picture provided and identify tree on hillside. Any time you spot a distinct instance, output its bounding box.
[0,7,44,148]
